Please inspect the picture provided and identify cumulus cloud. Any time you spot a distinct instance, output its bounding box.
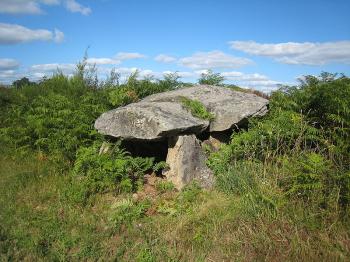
[0,70,24,84]
[0,1,41,14]
[115,52,146,60]
[0,0,90,15]
[30,63,75,76]
[64,0,91,15]
[86,52,146,66]
[54,29,64,43]
[155,54,177,63]
[229,40,350,65]
[0,23,64,44]
[86,58,120,65]
[0,59,20,70]
[220,70,282,92]
[179,50,252,69]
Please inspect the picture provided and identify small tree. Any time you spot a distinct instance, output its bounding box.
[12,77,34,88]
[198,69,225,86]
[161,72,181,89]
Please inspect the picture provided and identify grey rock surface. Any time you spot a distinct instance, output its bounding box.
[95,85,268,140]
[163,135,214,190]
[95,102,208,141]
[143,85,269,132]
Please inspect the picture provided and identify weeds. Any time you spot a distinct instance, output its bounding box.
[180,96,214,120]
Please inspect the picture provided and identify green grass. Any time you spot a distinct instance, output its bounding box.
[1,153,349,261]
[180,96,215,121]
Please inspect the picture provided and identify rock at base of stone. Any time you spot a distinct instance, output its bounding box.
[163,135,214,190]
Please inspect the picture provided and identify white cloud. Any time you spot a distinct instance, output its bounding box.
[155,54,177,63]
[0,0,90,15]
[0,0,43,14]
[0,59,20,70]
[114,67,149,76]
[168,71,196,78]
[221,70,282,92]
[220,71,243,77]
[41,0,60,4]
[0,70,22,83]
[86,58,121,65]
[0,23,64,44]
[65,0,91,15]
[30,63,75,75]
[229,40,350,65]
[54,29,64,43]
[179,50,252,69]
[85,52,146,66]
[115,52,146,60]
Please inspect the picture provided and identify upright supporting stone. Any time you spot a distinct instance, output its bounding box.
[163,135,214,190]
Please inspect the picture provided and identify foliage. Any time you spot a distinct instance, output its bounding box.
[108,71,182,107]
[108,86,139,107]
[209,73,350,214]
[180,96,215,120]
[109,198,151,231]
[155,180,175,193]
[198,69,225,86]
[209,110,320,163]
[270,73,350,164]
[0,73,111,161]
[278,153,338,205]
[1,69,350,260]
[152,161,169,173]
[12,77,36,89]
[70,141,155,204]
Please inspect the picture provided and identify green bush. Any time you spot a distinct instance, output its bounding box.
[209,110,320,166]
[108,71,182,108]
[209,73,350,214]
[0,73,110,161]
[109,198,151,231]
[270,73,350,165]
[70,141,155,203]
[108,86,139,107]
[198,69,225,86]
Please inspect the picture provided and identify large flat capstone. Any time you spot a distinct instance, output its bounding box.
[142,85,268,132]
[95,85,268,141]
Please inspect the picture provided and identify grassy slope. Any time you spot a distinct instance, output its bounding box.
[1,152,349,261]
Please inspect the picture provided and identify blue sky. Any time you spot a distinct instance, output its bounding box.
[0,0,349,91]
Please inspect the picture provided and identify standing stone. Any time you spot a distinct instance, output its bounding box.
[164,135,214,190]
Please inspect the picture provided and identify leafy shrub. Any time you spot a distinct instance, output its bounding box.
[107,70,182,108]
[209,73,350,214]
[278,153,350,210]
[12,77,36,88]
[180,96,214,120]
[70,141,154,203]
[155,180,175,193]
[209,110,320,166]
[109,198,151,230]
[198,69,225,86]
[152,161,169,173]
[279,153,331,200]
[108,86,139,107]
[0,73,111,161]
[270,73,350,165]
